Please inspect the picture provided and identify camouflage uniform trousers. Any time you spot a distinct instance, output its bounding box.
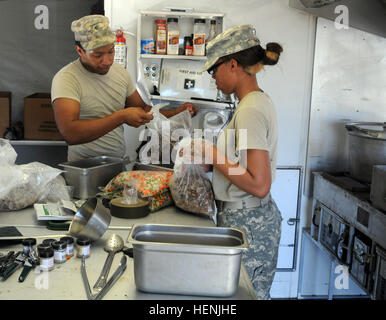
[217,197,282,300]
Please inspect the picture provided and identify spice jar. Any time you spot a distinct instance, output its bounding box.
[60,236,74,259]
[167,18,180,55]
[22,238,37,255]
[22,238,39,264]
[42,238,56,247]
[193,19,206,56]
[155,19,167,54]
[39,248,54,271]
[184,36,193,56]
[52,240,67,264]
[76,237,91,259]
[37,243,52,255]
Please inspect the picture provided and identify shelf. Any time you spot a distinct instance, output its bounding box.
[140,54,206,61]
[140,10,225,19]
[9,140,67,146]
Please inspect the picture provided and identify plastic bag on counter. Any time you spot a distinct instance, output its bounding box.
[37,175,73,203]
[169,137,215,217]
[103,170,174,212]
[138,103,192,164]
[0,138,17,165]
[0,162,63,211]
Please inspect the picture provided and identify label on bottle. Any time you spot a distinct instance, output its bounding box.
[167,31,179,55]
[40,257,54,270]
[185,46,193,56]
[156,29,167,54]
[54,250,66,263]
[193,33,206,56]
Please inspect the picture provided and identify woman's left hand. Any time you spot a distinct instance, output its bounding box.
[176,103,199,117]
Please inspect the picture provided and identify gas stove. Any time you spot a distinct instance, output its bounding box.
[312,172,386,298]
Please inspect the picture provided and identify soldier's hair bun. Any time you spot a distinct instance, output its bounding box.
[263,42,283,66]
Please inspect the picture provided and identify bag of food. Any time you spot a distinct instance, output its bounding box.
[103,170,174,212]
[169,137,215,217]
[0,138,17,165]
[0,162,63,211]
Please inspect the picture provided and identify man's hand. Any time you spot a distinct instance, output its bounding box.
[176,102,198,117]
[122,107,153,128]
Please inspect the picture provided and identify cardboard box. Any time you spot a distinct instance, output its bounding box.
[24,93,63,140]
[0,92,11,138]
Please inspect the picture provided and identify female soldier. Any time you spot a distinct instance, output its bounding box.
[200,24,283,299]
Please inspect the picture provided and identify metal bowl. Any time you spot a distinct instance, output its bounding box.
[69,198,111,241]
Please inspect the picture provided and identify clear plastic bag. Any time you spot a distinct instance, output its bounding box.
[139,104,192,164]
[0,162,63,211]
[0,138,17,165]
[37,175,73,203]
[169,137,215,217]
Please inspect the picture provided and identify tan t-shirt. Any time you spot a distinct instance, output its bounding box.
[212,91,278,201]
[51,59,136,161]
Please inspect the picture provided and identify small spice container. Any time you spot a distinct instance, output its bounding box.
[42,239,56,247]
[37,243,52,255]
[184,36,193,56]
[52,240,67,264]
[60,236,75,259]
[39,248,54,271]
[22,238,37,255]
[76,237,91,259]
[22,238,39,264]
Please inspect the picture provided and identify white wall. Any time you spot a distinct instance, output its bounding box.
[105,0,316,298]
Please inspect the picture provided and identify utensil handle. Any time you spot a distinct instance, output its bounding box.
[93,256,127,301]
[1,262,20,281]
[18,265,32,283]
[93,252,114,291]
[80,257,94,300]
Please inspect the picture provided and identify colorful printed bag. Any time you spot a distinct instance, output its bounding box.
[103,170,173,212]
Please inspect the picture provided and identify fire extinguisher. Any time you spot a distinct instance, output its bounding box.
[114,29,127,69]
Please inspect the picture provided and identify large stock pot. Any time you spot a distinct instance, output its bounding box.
[345,122,386,183]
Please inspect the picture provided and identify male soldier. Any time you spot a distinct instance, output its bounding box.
[51,15,197,161]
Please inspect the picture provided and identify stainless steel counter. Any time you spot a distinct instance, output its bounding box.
[0,205,257,300]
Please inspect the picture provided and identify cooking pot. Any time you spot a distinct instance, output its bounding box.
[345,122,386,183]
[69,197,111,241]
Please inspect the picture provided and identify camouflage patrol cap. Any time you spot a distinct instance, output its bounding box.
[202,24,260,72]
[71,15,116,51]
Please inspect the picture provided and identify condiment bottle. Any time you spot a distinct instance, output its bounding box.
[76,237,91,259]
[167,18,180,55]
[52,240,67,264]
[38,248,54,271]
[60,236,75,259]
[207,20,217,43]
[193,19,206,56]
[184,36,193,56]
[155,19,167,54]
